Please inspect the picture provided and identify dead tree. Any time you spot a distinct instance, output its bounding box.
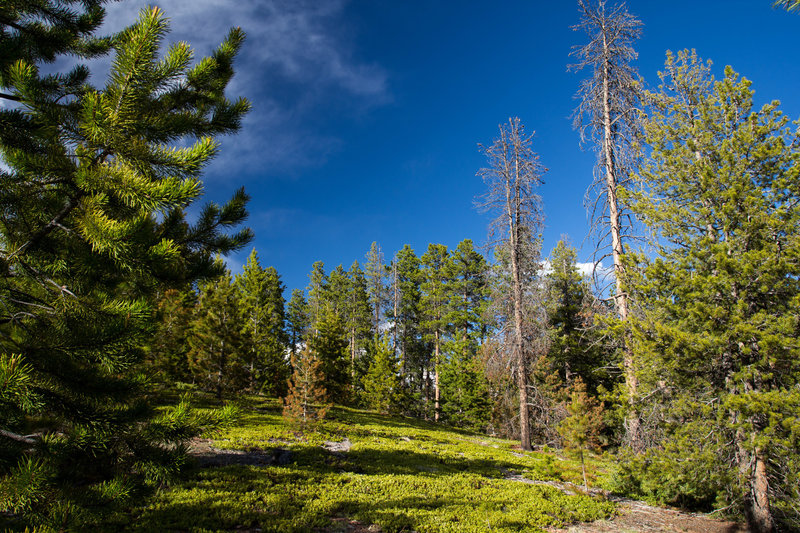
[569,0,644,449]
[477,117,546,451]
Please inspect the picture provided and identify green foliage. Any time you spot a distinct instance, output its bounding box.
[283,346,330,426]
[558,378,604,489]
[235,250,289,396]
[626,49,800,529]
[308,306,351,404]
[608,421,734,511]
[147,288,195,383]
[306,261,328,328]
[0,4,251,527]
[545,241,601,388]
[364,241,388,333]
[390,245,430,415]
[93,397,615,532]
[444,239,490,343]
[188,270,247,399]
[361,337,401,414]
[286,288,309,358]
[439,336,491,431]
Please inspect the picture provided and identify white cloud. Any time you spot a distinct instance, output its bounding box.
[540,259,612,280]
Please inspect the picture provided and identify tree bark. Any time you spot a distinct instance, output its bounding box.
[738,440,774,532]
[508,152,531,451]
[434,328,440,422]
[601,31,640,450]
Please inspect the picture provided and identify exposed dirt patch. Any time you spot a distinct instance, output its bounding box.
[317,518,383,532]
[322,438,352,453]
[500,469,747,533]
[550,497,748,533]
[188,438,291,467]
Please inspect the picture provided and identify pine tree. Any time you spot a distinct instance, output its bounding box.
[391,245,428,416]
[147,288,196,383]
[235,250,288,396]
[0,5,251,525]
[558,378,604,490]
[361,337,400,415]
[444,239,490,344]
[283,346,329,426]
[420,243,450,422]
[307,261,328,330]
[392,245,424,373]
[346,261,373,384]
[628,50,800,531]
[365,241,387,334]
[327,264,350,317]
[188,270,247,399]
[286,288,310,359]
[544,240,607,392]
[308,306,350,404]
[439,334,491,431]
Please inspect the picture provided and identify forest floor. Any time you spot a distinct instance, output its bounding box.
[549,497,747,533]
[102,395,746,532]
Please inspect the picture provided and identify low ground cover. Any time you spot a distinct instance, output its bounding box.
[98,396,615,532]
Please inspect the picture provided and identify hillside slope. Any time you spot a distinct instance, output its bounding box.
[98,397,742,532]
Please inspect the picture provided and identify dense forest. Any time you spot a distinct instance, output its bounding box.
[1,1,799,532]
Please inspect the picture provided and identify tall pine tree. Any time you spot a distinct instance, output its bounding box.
[235,250,288,396]
[420,243,450,422]
[286,288,310,359]
[0,5,251,525]
[189,270,247,399]
[628,51,800,531]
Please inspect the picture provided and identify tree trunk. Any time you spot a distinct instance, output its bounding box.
[737,439,774,533]
[601,33,639,450]
[393,262,399,358]
[350,327,356,379]
[580,449,588,491]
[508,153,531,451]
[434,328,440,422]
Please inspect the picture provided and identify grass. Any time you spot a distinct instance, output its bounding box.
[102,396,616,532]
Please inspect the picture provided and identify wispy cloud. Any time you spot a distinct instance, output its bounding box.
[540,259,610,280]
[93,0,389,178]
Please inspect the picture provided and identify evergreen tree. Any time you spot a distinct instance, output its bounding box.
[147,288,196,383]
[235,250,288,396]
[361,337,401,415]
[420,243,450,422]
[558,378,604,491]
[544,240,607,392]
[286,288,309,359]
[307,261,328,330]
[628,50,800,531]
[327,264,350,317]
[346,261,373,384]
[188,270,247,399]
[308,306,350,404]
[391,245,428,416]
[392,245,424,373]
[0,5,250,525]
[365,241,387,333]
[283,345,329,426]
[439,335,491,431]
[444,239,490,344]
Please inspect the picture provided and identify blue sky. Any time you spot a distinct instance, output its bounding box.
[99,0,800,293]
